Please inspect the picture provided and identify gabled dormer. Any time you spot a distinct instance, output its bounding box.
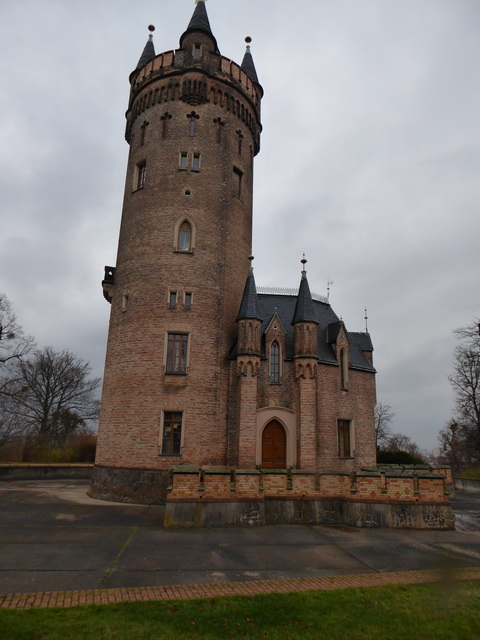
[327,320,350,390]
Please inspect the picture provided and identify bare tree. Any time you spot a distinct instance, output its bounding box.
[386,432,420,456]
[0,294,34,370]
[374,402,394,448]
[10,347,101,444]
[448,319,480,456]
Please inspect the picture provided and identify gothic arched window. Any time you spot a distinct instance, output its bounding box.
[270,341,280,384]
[177,220,192,252]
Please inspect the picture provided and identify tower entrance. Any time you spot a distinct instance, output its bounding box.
[261,420,287,469]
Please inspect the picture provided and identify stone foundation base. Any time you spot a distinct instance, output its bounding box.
[165,498,455,530]
[88,465,169,504]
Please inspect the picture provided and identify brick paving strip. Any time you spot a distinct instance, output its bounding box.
[1,568,479,610]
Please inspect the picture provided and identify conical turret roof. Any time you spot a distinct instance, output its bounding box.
[237,263,263,322]
[180,0,219,54]
[292,260,318,325]
[135,34,156,72]
[241,43,260,85]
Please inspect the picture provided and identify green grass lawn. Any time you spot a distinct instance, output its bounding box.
[1,582,479,640]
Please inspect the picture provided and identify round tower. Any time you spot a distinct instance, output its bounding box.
[89,1,263,503]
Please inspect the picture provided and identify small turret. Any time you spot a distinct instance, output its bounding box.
[180,0,220,54]
[130,26,156,83]
[237,257,262,356]
[293,258,318,364]
[241,37,262,91]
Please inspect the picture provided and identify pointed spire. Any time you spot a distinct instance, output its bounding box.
[130,26,156,82]
[180,0,219,54]
[241,37,260,85]
[237,256,263,322]
[292,257,318,325]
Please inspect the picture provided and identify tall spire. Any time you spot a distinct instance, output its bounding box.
[131,26,156,81]
[241,37,260,86]
[292,258,318,325]
[237,256,263,322]
[180,0,219,54]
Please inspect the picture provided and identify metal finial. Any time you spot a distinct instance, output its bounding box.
[327,278,333,303]
[364,308,369,334]
[248,254,254,274]
[148,25,155,32]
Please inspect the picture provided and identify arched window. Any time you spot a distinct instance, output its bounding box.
[270,341,280,383]
[177,220,192,252]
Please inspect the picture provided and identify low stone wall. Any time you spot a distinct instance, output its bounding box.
[165,465,453,530]
[88,465,170,504]
[0,464,93,481]
[454,477,480,493]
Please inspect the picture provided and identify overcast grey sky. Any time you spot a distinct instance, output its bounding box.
[0,0,479,451]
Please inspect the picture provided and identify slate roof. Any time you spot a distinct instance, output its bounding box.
[250,293,376,373]
[132,35,156,77]
[180,0,220,55]
[292,273,318,325]
[241,48,260,85]
[237,271,263,322]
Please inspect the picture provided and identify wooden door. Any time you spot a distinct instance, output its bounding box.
[261,420,287,469]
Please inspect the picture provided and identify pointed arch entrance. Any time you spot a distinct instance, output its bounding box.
[261,420,287,469]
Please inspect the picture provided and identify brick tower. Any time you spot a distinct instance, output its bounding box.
[89,1,263,503]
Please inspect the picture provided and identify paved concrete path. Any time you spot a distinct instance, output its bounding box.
[1,480,479,607]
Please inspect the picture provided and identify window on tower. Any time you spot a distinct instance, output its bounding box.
[161,411,183,455]
[192,153,201,172]
[134,161,147,191]
[166,333,188,374]
[177,220,192,252]
[169,291,177,309]
[184,292,192,310]
[233,166,243,199]
[180,152,188,171]
[193,43,202,60]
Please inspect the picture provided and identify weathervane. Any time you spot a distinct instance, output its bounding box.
[327,278,333,303]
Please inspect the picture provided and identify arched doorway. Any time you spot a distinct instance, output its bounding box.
[261,420,287,469]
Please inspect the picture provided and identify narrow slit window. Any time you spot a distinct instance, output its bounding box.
[233,166,243,199]
[180,152,188,171]
[193,43,201,60]
[270,341,280,383]
[192,153,200,172]
[184,292,192,310]
[169,292,177,309]
[135,161,147,190]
